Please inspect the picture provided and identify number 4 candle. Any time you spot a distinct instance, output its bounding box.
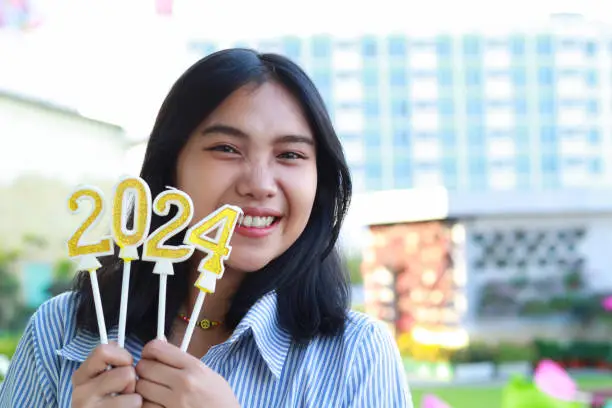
[111,176,152,348]
[180,204,242,352]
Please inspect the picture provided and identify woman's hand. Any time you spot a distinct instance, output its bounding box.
[71,343,142,407]
[135,339,240,408]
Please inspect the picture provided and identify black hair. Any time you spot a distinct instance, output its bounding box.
[74,48,352,343]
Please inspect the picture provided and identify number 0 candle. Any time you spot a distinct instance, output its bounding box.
[111,176,152,348]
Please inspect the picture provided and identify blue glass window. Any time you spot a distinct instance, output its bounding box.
[538,67,554,85]
[463,35,481,55]
[467,99,483,115]
[586,100,598,114]
[465,70,482,86]
[390,70,406,86]
[388,36,407,56]
[539,98,555,114]
[541,155,558,173]
[512,68,526,86]
[536,35,553,55]
[585,41,597,57]
[438,69,453,86]
[467,126,485,143]
[589,158,603,173]
[312,35,331,58]
[515,99,527,115]
[391,99,409,116]
[363,68,378,86]
[393,130,410,145]
[362,35,377,57]
[436,35,452,55]
[516,155,530,173]
[540,126,557,143]
[588,129,600,143]
[586,70,598,86]
[282,37,301,60]
[439,98,454,115]
[510,35,525,55]
[364,130,381,148]
[364,99,379,116]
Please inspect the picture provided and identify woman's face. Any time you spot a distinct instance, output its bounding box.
[176,81,318,272]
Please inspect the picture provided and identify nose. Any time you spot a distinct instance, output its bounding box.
[236,162,278,200]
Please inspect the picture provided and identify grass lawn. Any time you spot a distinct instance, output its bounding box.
[410,376,612,408]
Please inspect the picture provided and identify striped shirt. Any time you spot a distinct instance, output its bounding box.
[0,291,413,407]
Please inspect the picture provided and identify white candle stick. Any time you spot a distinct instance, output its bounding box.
[180,291,206,352]
[85,258,108,344]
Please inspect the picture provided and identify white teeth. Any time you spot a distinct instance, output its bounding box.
[241,215,275,228]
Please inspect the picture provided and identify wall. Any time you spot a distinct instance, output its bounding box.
[463,212,612,341]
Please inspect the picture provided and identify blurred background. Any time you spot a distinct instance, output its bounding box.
[2,0,612,406]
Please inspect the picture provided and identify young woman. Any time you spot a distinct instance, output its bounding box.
[0,48,412,407]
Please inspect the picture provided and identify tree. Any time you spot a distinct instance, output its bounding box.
[0,248,29,332]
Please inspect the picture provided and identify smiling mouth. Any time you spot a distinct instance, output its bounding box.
[238,214,281,228]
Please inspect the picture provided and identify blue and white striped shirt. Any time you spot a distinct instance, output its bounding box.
[0,291,412,407]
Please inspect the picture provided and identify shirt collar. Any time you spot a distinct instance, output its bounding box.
[57,291,291,379]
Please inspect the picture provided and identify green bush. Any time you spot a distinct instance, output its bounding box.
[0,334,21,359]
[495,342,535,363]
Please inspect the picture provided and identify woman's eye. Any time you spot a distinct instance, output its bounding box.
[278,151,306,160]
[209,145,239,154]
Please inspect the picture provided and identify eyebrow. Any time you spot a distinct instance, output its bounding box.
[201,124,315,146]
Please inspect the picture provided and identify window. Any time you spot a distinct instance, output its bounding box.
[388,36,407,56]
[463,35,481,55]
[362,36,377,57]
[516,155,530,173]
[436,36,452,55]
[466,70,482,86]
[589,158,603,173]
[510,35,525,55]
[393,130,410,145]
[392,99,409,116]
[363,68,378,87]
[312,35,331,58]
[541,126,557,143]
[539,98,555,114]
[439,98,454,115]
[390,70,407,86]
[538,67,554,85]
[586,100,598,115]
[438,68,453,86]
[536,35,553,55]
[588,129,600,144]
[585,41,597,57]
[515,99,527,115]
[512,68,526,86]
[364,99,379,116]
[541,155,558,173]
[283,36,302,60]
[586,70,598,87]
[467,99,483,115]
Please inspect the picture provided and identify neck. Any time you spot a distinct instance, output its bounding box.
[184,264,245,323]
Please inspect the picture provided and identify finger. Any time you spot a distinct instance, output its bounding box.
[72,343,133,386]
[100,393,142,408]
[135,359,178,389]
[91,366,137,397]
[141,339,196,370]
[136,378,173,407]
